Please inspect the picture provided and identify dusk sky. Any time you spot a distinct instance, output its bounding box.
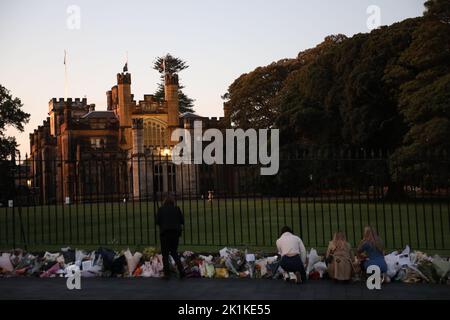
[0,0,425,156]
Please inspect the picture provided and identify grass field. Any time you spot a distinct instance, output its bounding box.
[1,198,449,254]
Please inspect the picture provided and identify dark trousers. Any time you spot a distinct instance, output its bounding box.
[160,230,184,276]
[280,255,307,282]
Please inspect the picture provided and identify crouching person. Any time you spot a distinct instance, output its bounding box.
[276,226,307,284]
[357,226,388,281]
[326,231,353,282]
[156,195,186,280]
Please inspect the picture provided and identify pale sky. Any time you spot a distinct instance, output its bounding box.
[0,0,425,156]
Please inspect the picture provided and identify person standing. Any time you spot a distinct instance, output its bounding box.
[156,195,185,279]
[276,226,307,283]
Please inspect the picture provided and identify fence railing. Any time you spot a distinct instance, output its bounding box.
[0,148,449,253]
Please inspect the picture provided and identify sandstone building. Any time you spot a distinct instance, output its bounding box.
[29,69,232,204]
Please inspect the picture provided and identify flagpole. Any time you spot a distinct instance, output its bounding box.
[64,50,68,99]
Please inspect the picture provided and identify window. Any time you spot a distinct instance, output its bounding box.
[154,164,163,192]
[144,119,166,147]
[168,164,176,192]
[90,138,105,149]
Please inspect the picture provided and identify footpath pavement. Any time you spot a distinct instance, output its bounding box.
[1,277,450,300]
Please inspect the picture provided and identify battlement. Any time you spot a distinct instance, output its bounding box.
[204,116,225,126]
[49,97,88,111]
[42,118,49,127]
[117,72,131,85]
[50,97,88,104]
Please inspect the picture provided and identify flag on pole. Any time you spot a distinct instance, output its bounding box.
[123,51,128,73]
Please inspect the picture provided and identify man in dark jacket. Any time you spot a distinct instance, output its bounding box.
[156,195,185,279]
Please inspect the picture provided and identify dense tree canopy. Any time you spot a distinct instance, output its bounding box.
[388,1,450,176]
[0,85,30,160]
[225,0,449,174]
[222,35,347,129]
[0,85,29,203]
[277,19,422,150]
[153,54,195,113]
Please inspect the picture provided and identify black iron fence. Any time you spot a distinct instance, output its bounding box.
[0,148,449,253]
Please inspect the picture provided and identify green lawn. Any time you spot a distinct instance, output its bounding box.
[1,198,449,254]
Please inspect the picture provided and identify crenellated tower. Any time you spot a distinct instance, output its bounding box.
[116,72,134,150]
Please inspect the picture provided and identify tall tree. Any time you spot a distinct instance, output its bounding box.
[153,54,194,113]
[0,85,29,203]
[222,60,293,129]
[277,20,419,151]
[389,0,450,179]
[424,0,450,23]
[0,85,30,160]
[222,35,347,129]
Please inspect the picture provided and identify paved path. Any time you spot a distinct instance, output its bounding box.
[1,277,449,300]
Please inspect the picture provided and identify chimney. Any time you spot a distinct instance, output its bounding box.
[164,73,179,145]
[106,90,113,110]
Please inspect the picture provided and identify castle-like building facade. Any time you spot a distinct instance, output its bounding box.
[29,70,233,204]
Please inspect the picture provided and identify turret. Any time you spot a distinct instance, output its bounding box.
[117,72,133,148]
[117,73,132,125]
[48,97,88,136]
[106,90,113,110]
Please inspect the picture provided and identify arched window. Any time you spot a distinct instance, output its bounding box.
[143,119,167,147]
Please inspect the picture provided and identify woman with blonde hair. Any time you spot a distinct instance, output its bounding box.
[325,231,353,281]
[357,226,387,274]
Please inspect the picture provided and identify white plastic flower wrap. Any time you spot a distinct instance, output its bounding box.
[385,245,414,279]
[75,249,89,267]
[306,248,320,275]
[198,255,215,278]
[245,252,256,278]
[398,245,413,267]
[255,258,268,277]
[124,249,143,276]
[141,261,153,277]
[206,263,215,278]
[81,264,102,277]
[384,251,401,278]
[432,255,450,280]
[0,252,14,272]
[43,251,60,262]
[219,247,230,258]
